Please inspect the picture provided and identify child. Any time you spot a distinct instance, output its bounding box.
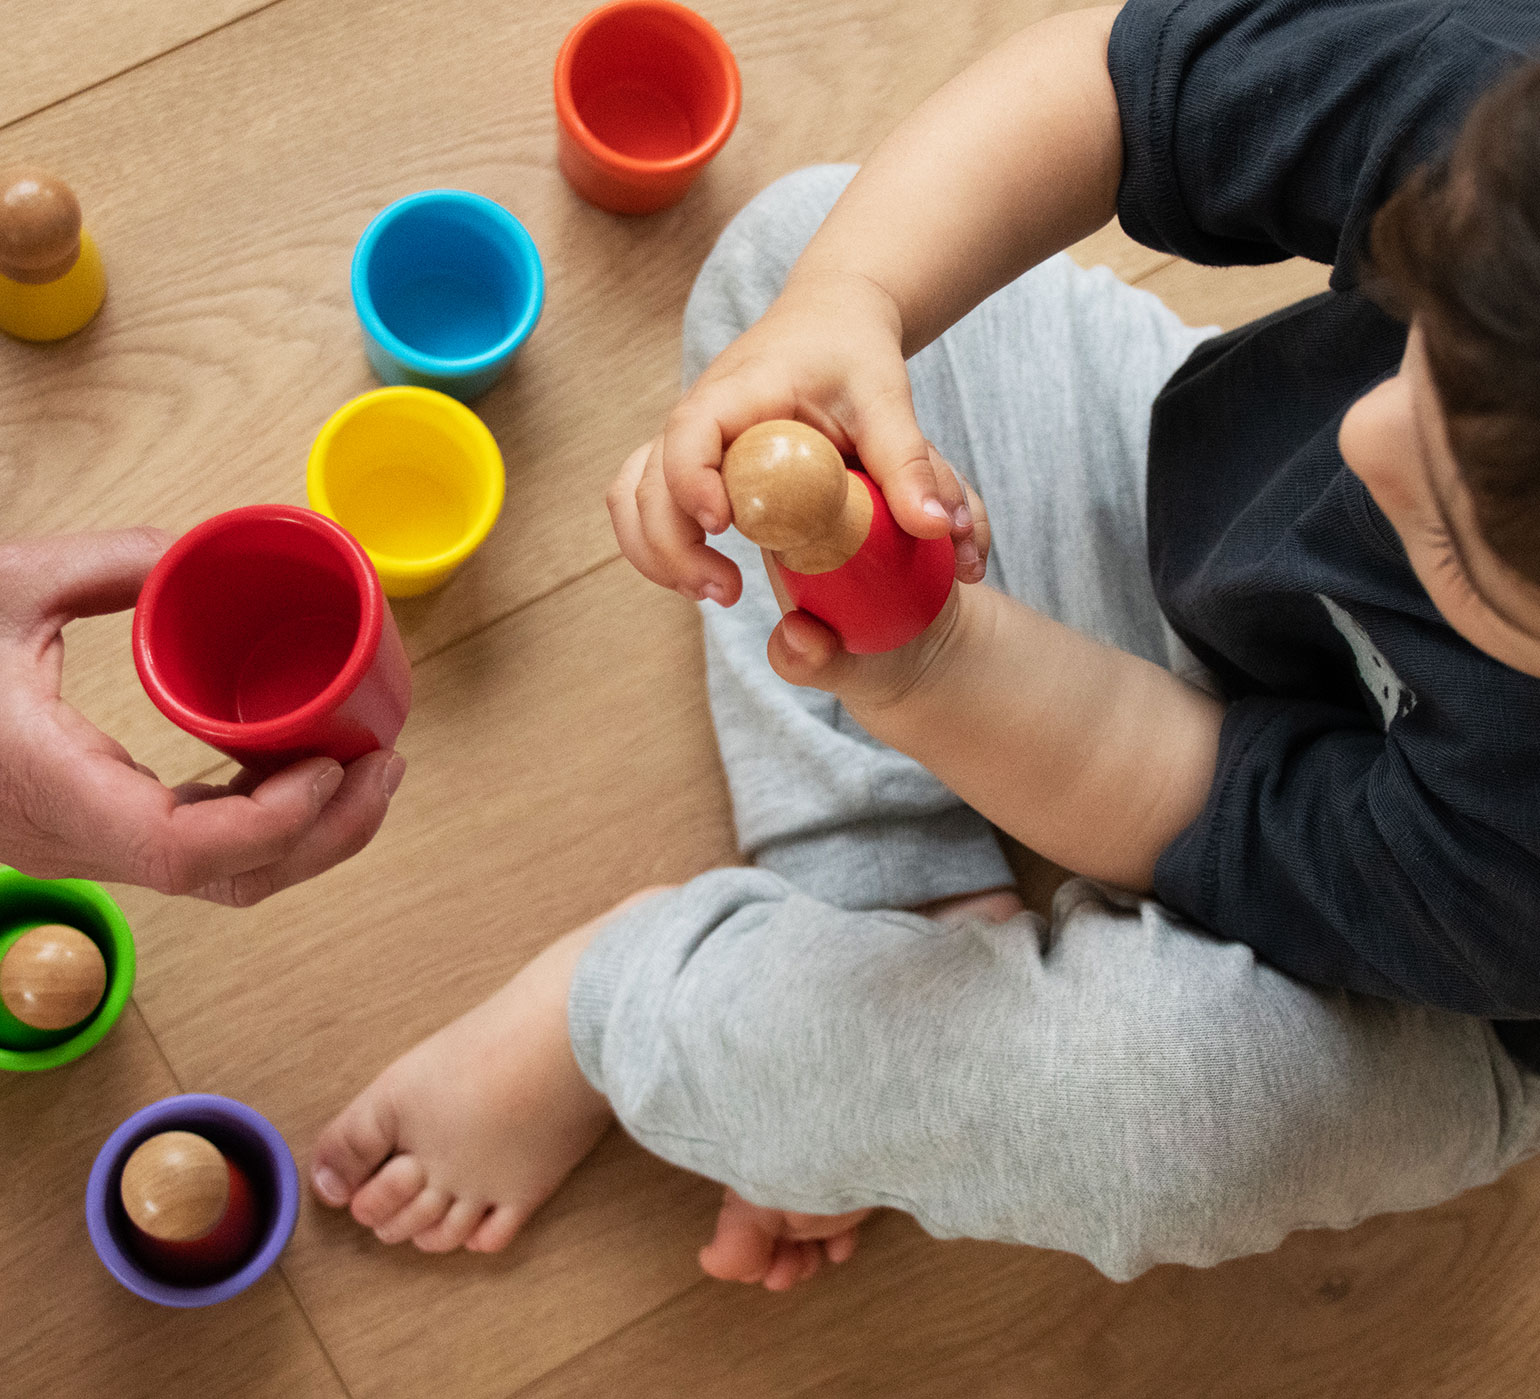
[311,0,1540,1284]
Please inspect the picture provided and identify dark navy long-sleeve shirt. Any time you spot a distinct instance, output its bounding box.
[1106,0,1540,1063]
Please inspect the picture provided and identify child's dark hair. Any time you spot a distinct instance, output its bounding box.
[1369,57,1540,584]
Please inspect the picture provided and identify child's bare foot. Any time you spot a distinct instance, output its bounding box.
[310,891,664,1253]
[698,1188,873,1291]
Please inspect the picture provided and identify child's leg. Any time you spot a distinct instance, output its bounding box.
[314,874,1540,1276]
[689,165,1214,912]
[569,872,1540,1281]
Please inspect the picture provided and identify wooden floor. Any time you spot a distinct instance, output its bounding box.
[4,1,1540,1395]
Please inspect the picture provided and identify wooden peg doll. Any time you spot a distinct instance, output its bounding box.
[720,419,955,653]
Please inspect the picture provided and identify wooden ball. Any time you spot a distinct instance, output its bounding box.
[721,421,851,552]
[0,166,83,285]
[120,1131,231,1242]
[0,924,107,1031]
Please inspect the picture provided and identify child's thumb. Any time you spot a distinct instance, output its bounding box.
[766,610,847,691]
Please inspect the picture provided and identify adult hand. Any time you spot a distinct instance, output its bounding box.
[0,527,404,905]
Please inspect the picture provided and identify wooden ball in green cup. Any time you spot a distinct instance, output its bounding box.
[0,868,135,1071]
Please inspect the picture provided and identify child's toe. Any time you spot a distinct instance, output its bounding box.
[350,1153,428,1230]
[373,1181,452,1245]
[413,1196,489,1253]
[464,1204,523,1254]
[312,1085,401,1206]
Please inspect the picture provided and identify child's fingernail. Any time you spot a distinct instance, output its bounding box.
[781,626,810,660]
[951,502,972,529]
[382,752,406,797]
[702,581,729,606]
[313,1165,348,1205]
[956,539,980,568]
[922,498,950,523]
[698,511,725,535]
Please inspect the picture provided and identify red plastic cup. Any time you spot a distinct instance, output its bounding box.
[133,505,411,774]
[555,0,741,215]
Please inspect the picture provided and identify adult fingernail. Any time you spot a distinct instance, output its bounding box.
[312,762,345,805]
[951,501,972,529]
[313,1165,348,1206]
[702,581,729,606]
[382,752,406,797]
[922,498,950,523]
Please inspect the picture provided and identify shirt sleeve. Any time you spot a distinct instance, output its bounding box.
[1106,0,1540,279]
[1153,696,1540,1017]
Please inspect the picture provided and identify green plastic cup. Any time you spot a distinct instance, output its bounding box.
[0,868,136,1071]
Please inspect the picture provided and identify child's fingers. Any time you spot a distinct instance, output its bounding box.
[661,376,798,534]
[608,441,741,601]
[606,443,667,581]
[957,478,990,584]
[925,445,990,585]
[848,379,952,542]
[635,454,741,604]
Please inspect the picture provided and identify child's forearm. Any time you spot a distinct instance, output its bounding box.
[846,585,1224,893]
[788,5,1125,356]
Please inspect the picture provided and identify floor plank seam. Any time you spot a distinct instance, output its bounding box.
[500,1273,721,1399]
[1,0,292,135]
[405,550,625,671]
[1126,252,1179,284]
[169,553,629,790]
[125,996,187,1095]
[273,1262,360,1399]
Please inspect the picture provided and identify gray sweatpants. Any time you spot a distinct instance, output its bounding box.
[568,165,1540,1281]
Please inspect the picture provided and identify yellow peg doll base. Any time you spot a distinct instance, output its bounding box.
[0,230,106,341]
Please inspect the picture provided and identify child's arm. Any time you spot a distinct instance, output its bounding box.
[766,583,1223,894]
[610,5,1124,607]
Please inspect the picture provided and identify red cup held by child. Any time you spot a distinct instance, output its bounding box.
[133,505,411,774]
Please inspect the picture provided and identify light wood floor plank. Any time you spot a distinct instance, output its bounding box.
[7,1,1539,1397]
[513,1167,1540,1399]
[5,0,1071,775]
[0,1003,349,1399]
[1135,255,1334,332]
[1,0,275,129]
[109,560,737,1399]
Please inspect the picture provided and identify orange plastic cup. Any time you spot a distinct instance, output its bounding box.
[555,1,741,215]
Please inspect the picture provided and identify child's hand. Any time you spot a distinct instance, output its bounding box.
[754,460,990,711]
[698,1187,872,1291]
[607,269,984,605]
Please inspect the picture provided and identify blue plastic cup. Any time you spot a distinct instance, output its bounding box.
[350,190,544,402]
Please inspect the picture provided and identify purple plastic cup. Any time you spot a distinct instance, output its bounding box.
[85,1093,299,1307]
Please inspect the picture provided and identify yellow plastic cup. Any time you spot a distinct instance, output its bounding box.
[307,387,505,597]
